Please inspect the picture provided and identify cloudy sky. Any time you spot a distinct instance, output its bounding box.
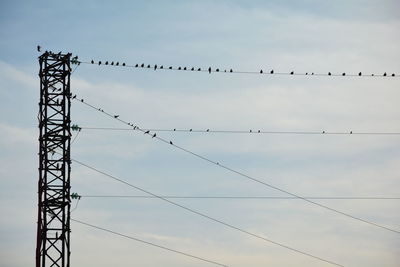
[1,1,400,266]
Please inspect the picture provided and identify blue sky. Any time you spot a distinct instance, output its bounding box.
[0,1,400,267]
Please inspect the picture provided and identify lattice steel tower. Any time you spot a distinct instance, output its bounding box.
[37,52,72,267]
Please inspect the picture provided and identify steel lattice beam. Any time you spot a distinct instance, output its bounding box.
[37,52,72,267]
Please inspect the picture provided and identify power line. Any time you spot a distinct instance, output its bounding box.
[70,156,344,267]
[75,59,398,78]
[78,195,400,200]
[74,96,400,235]
[77,126,400,136]
[71,219,229,267]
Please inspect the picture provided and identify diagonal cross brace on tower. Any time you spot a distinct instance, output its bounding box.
[37,51,72,267]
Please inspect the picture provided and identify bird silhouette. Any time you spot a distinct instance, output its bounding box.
[250,130,252,133]
[350,131,353,134]
[208,67,211,74]
[116,62,119,66]
[198,68,201,71]
[178,67,181,70]
[122,63,126,66]
[152,133,156,138]
[111,62,114,65]
[258,130,260,133]
[359,72,362,76]
[305,72,308,75]
[169,66,173,69]
[114,115,119,118]
[37,45,41,52]
[230,69,233,73]
[160,65,163,69]
[270,70,274,74]
[328,72,331,76]
[206,129,209,132]
[392,73,395,77]
[98,61,102,65]
[189,129,192,132]
[290,71,294,75]
[144,130,150,134]
[105,61,108,65]
[141,63,144,67]
[342,73,346,76]
[260,70,263,74]
[170,141,173,145]
[173,128,176,131]
[184,67,187,70]
[322,131,325,134]
[216,68,220,72]
[91,60,94,64]
[147,65,150,68]
[191,67,194,71]
[154,65,157,70]
[383,72,387,76]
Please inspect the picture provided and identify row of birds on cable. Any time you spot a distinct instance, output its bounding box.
[74,97,174,144]
[89,60,395,76]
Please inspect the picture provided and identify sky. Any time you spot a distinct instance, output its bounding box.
[0,0,400,266]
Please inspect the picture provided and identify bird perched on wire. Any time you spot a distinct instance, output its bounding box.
[37,45,41,52]
[114,115,119,118]
[208,67,211,74]
[105,61,109,65]
[270,70,274,74]
[91,60,94,64]
[169,141,173,145]
[98,61,102,65]
[152,133,156,138]
[154,65,157,70]
[144,130,150,134]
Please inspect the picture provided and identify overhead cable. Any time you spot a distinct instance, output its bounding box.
[78,195,400,200]
[72,219,228,267]
[73,96,400,235]
[70,156,344,267]
[75,59,398,78]
[77,126,400,136]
